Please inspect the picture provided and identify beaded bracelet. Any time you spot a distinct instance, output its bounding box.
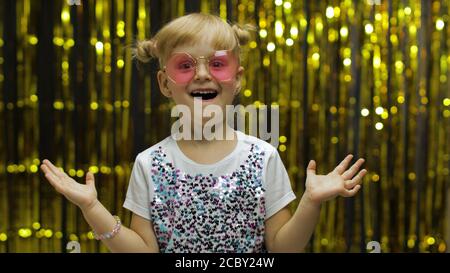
[93,215,122,240]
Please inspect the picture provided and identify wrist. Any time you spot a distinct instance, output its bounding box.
[92,215,122,240]
[302,191,323,208]
[80,199,100,214]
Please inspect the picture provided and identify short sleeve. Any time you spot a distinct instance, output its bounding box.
[263,149,296,219]
[123,154,151,220]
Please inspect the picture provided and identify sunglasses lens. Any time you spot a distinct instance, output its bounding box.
[208,51,238,82]
[166,53,196,84]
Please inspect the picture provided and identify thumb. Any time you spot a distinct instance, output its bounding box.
[306,160,316,176]
[85,172,96,188]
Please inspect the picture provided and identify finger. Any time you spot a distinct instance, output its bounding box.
[41,164,60,179]
[85,172,95,188]
[341,185,361,197]
[42,159,66,179]
[41,165,66,193]
[306,160,316,176]
[333,154,354,175]
[342,158,365,180]
[345,169,367,189]
[40,163,53,176]
[41,159,59,177]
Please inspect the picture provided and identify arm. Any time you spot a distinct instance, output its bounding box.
[265,196,320,252]
[265,154,367,253]
[41,159,159,253]
[82,201,159,253]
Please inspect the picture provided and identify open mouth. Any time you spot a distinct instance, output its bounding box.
[190,89,218,100]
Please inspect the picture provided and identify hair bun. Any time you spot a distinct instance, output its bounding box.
[132,39,158,63]
[232,24,255,46]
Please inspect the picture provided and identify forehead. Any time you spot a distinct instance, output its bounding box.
[170,38,225,57]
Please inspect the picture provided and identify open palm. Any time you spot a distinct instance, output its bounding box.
[305,155,367,205]
[40,159,98,211]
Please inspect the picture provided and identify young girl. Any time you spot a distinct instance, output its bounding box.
[40,13,367,253]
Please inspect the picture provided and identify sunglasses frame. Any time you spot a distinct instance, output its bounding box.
[162,49,239,85]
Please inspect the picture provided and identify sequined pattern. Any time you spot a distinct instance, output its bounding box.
[149,144,266,253]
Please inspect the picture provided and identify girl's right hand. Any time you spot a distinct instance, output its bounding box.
[40,159,98,212]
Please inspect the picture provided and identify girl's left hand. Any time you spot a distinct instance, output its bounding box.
[304,154,367,206]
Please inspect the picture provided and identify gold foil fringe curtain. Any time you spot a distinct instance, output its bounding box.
[0,0,449,253]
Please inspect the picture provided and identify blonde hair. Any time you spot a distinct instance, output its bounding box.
[132,13,253,67]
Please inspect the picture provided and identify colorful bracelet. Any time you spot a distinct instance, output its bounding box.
[93,215,121,240]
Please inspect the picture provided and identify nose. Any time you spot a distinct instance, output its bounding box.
[194,59,212,81]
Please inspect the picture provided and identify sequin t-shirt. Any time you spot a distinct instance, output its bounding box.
[123,130,296,253]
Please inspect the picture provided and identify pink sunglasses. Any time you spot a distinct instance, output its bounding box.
[163,50,239,85]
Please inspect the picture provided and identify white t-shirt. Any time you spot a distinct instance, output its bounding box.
[123,130,296,253]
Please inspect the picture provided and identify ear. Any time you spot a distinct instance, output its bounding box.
[157,70,172,98]
[234,66,245,96]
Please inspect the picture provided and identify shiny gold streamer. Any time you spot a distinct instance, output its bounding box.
[0,0,448,253]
